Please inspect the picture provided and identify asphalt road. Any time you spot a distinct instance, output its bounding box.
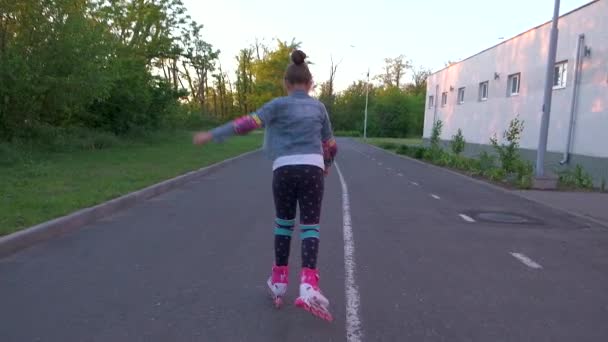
[2,138,607,342]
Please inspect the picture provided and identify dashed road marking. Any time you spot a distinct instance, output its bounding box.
[510,252,543,269]
[459,214,476,223]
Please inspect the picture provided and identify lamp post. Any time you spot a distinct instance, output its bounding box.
[364,69,369,139]
[536,0,561,178]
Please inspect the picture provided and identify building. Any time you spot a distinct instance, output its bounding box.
[423,0,607,184]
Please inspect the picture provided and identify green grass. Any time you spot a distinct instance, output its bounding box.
[0,131,262,236]
[362,137,423,147]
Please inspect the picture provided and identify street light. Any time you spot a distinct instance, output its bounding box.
[536,0,561,179]
[364,69,369,139]
[348,45,370,139]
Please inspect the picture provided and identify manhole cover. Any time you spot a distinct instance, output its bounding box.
[475,212,531,224]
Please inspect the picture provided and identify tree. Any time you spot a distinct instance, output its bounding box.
[180,21,220,114]
[391,55,411,88]
[250,39,300,108]
[408,66,432,95]
[0,0,197,138]
[211,63,236,118]
[369,86,424,137]
[235,48,255,114]
[376,58,394,88]
[330,80,371,132]
[375,55,411,88]
[318,55,341,113]
[0,0,115,138]
[328,55,429,138]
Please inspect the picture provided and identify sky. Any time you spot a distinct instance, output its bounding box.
[182,0,592,92]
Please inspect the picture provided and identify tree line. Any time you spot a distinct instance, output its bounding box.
[0,0,431,143]
[0,0,302,142]
[319,55,431,138]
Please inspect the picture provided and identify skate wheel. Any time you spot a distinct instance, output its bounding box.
[295,298,333,322]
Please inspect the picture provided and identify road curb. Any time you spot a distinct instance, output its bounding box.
[361,141,608,229]
[0,149,261,258]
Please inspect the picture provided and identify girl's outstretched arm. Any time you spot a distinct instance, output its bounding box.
[193,100,276,146]
[193,113,264,146]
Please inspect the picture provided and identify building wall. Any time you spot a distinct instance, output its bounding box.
[423,0,608,163]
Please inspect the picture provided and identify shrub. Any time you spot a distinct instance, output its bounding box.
[430,120,443,147]
[513,159,534,189]
[450,155,471,170]
[379,142,398,150]
[517,173,533,189]
[414,147,426,159]
[20,124,66,152]
[478,151,497,173]
[428,120,444,161]
[423,148,435,161]
[487,168,507,182]
[88,131,120,150]
[466,158,481,173]
[8,125,123,153]
[396,145,410,155]
[490,116,525,174]
[435,152,452,167]
[559,165,594,189]
[451,128,465,155]
[0,143,22,166]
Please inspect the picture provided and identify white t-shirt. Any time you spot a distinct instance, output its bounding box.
[272,154,325,171]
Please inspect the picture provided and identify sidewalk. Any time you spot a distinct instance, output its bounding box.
[516,190,608,228]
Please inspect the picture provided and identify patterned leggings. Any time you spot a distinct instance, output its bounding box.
[272,165,324,269]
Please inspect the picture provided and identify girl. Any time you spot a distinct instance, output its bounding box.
[193,50,337,322]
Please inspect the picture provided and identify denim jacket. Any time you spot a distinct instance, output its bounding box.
[211,90,337,163]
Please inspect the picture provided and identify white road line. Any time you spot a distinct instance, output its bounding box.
[378,162,383,166]
[510,252,543,269]
[397,173,404,177]
[431,194,441,200]
[459,214,476,223]
[410,181,419,186]
[386,167,392,171]
[335,163,363,342]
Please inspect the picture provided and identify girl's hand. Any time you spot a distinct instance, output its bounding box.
[193,131,213,145]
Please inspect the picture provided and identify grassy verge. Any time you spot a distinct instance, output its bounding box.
[334,130,362,138]
[364,120,602,192]
[368,142,534,190]
[362,137,423,147]
[0,131,262,236]
[369,141,603,192]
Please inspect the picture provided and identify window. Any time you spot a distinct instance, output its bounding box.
[479,81,489,101]
[553,61,568,89]
[457,87,465,104]
[508,73,520,96]
[428,95,434,109]
[441,92,448,107]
